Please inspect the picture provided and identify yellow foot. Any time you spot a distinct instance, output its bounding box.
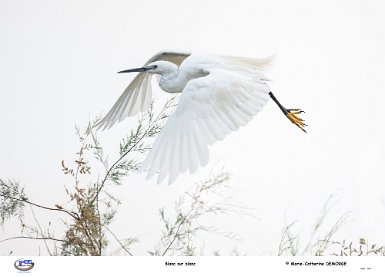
[286,109,307,133]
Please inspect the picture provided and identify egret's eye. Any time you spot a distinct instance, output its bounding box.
[153,65,158,69]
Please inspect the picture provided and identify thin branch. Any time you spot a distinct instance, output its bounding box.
[74,124,91,186]
[0,192,79,220]
[96,182,102,255]
[104,226,133,256]
[161,209,194,256]
[29,205,52,255]
[0,236,65,244]
[90,102,173,206]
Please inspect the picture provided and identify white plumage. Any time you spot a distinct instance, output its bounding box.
[97,51,274,184]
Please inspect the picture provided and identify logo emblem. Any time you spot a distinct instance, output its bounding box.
[14,259,34,272]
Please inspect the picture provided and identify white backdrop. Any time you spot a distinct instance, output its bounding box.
[0,0,384,255]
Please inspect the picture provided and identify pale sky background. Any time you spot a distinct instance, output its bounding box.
[1,0,385,255]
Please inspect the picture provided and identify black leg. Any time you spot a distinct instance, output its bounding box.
[269,91,288,116]
[268,91,307,133]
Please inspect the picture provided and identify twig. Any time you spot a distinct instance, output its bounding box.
[161,209,194,256]
[0,236,65,244]
[90,101,173,206]
[0,192,79,220]
[104,226,133,256]
[29,205,52,255]
[96,182,102,255]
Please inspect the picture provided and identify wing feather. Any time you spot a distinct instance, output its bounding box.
[187,122,199,174]
[140,69,270,184]
[157,140,171,184]
[97,51,191,130]
[140,75,152,112]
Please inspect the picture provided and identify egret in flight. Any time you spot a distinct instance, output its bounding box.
[97,51,306,184]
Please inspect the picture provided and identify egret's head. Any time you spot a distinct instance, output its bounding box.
[118,61,177,76]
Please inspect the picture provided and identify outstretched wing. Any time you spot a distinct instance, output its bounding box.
[97,51,191,130]
[140,68,271,184]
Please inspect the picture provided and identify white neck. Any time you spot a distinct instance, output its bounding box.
[159,69,188,93]
[156,61,208,93]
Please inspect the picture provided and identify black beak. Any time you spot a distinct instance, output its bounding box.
[117,66,152,74]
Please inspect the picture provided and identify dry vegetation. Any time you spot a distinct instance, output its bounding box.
[1,99,384,256]
[277,195,385,256]
[0,98,242,256]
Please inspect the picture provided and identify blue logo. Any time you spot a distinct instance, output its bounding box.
[14,259,34,272]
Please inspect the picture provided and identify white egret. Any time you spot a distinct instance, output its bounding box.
[97,51,306,184]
